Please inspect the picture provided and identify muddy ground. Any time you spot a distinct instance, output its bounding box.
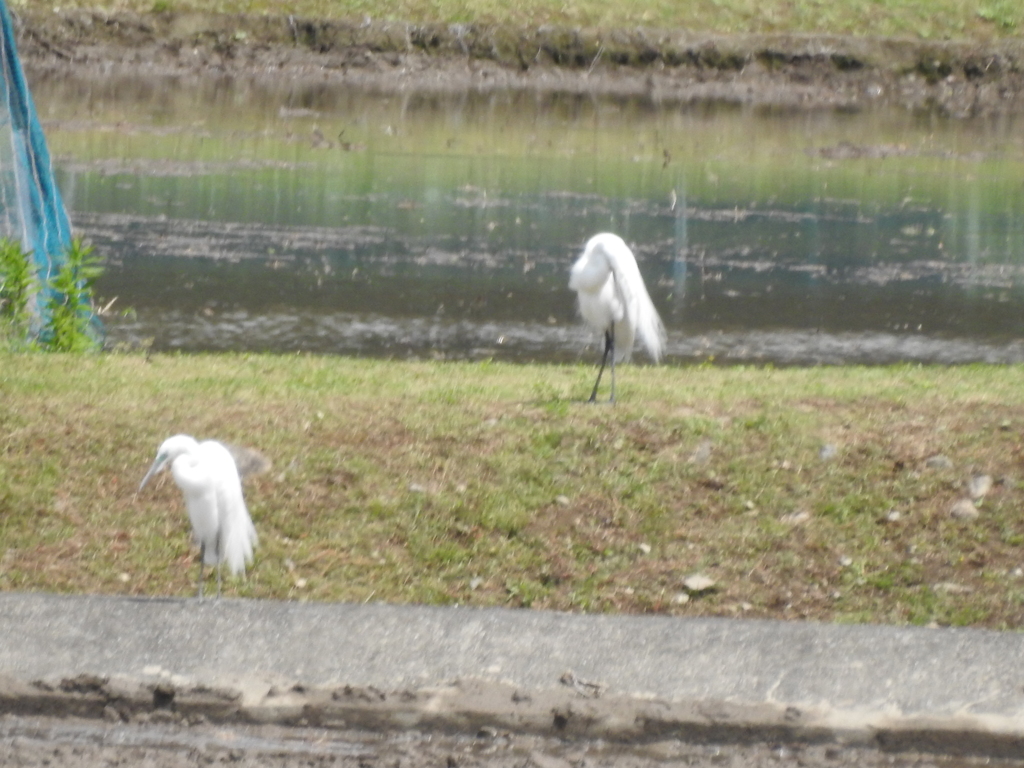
[0,713,1011,768]
[12,8,1024,116]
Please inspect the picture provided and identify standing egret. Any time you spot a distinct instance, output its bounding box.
[569,233,666,402]
[138,435,259,598]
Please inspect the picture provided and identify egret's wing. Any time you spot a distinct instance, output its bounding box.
[222,442,272,479]
[205,442,258,576]
[217,492,254,575]
[166,443,222,557]
[605,237,666,363]
[608,269,637,362]
[634,289,667,362]
[571,234,628,344]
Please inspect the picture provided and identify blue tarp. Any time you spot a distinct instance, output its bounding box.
[0,0,73,319]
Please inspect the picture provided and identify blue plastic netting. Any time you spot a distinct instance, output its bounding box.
[0,0,73,322]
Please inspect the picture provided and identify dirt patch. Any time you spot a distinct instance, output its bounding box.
[3,714,996,768]
[13,8,1024,116]
[3,674,1023,764]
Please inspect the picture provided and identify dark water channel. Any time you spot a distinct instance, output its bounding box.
[33,73,1024,364]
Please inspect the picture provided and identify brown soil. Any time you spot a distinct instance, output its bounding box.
[13,8,1024,116]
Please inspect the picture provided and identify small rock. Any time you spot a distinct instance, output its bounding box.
[671,592,690,605]
[469,577,483,590]
[689,439,712,465]
[934,582,973,594]
[743,500,756,511]
[780,510,811,525]
[839,555,853,568]
[638,543,651,555]
[682,574,716,593]
[949,499,979,520]
[118,572,130,583]
[740,601,753,611]
[555,495,570,507]
[999,420,1012,431]
[409,483,427,494]
[819,444,838,461]
[885,509,901,522]
[925,454,954,470]
[968,474,993,501]
[295,577,308,589]
[1013,568,1023,579]
[529,751,573,768]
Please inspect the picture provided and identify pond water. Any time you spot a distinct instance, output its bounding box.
[32,72,1024,364]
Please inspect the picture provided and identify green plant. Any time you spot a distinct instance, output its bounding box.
[44,237,104,352]
[978,2,1019,30]
[0,237,35,342]
[0,236,106,352]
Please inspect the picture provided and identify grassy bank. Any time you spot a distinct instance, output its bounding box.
[2,353,1023,628]
[10,0,1022,39]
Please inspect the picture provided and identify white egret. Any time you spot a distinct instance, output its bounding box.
[138,435,259,598]
[569,232,666,402]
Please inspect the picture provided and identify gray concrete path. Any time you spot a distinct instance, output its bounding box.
[2,592,1023,757]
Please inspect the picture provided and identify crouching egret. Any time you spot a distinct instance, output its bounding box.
[569,233,666,402]
[138,435,259,598]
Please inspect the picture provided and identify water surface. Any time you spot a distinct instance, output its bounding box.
[33,73,1024,364]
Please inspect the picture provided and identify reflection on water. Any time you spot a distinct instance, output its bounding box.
[31,72,1024,364]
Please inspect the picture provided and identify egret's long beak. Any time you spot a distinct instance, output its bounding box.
[137,458,166,495]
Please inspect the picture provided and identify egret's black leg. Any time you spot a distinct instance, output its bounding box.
[608,331,616,404]
[588,329,613,402]
[196,543,206,599]
[215,532,223,599]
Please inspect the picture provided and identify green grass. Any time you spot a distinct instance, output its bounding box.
[9,0,1022,38]
[3,353,1024,628]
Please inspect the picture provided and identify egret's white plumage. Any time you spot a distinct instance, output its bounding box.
[569,233,666,401]
[138,435,258,597]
